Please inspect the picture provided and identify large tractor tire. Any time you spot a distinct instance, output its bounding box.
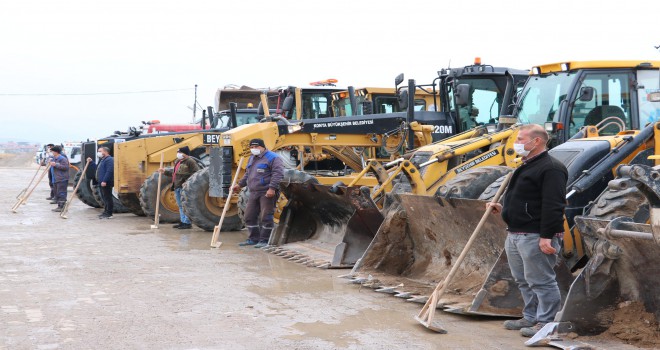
[586,187,649,222]
[438,165,513,199]
[139,170,180,223]
[73,170,102,208]
[180,168,243,232]
[93,185,132,214]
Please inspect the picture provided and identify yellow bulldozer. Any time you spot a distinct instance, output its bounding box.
[340,60,660,331]
[266,61,531,267]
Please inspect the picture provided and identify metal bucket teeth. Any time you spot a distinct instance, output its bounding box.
[394,292,413,299]
[337,273,357,279]
[406,295,429,304]
[315,262,330,269]
[375,286,399,294]
[349,277,368,284]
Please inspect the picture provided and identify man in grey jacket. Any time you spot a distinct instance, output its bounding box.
[233,138,285,248]
[49,146,70,212]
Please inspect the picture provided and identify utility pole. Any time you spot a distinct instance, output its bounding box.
[193,84,198,123]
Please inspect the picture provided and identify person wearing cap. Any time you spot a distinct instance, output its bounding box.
[233,138,285,248]
[159,146,199,229]
[95,146,115,219]
[49,145,70,212]
[42,144,56,201]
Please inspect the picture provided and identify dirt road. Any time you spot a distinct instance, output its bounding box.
[0,166,642,350]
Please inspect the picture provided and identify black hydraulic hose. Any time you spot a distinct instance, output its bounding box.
[567,124,655,197]
[229,102,238,128]
[348,86,358,115]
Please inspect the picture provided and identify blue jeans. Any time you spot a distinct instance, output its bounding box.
[174,188,190,224]
[505,233,561,323]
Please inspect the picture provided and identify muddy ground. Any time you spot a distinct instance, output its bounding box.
[0,166,647,350]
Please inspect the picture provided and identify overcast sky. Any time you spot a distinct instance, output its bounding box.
[1,0,658,144]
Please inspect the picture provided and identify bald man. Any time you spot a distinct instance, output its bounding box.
[487,124,568,338]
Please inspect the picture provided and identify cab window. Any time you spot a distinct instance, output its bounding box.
[569,72,632,136]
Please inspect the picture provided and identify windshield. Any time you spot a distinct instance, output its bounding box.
[448,77,511,130]
[515,72,573,126]
[215,112,261,127]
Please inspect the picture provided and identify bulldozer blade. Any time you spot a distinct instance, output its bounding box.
[551,216,660,335]
[271,181,383,268]
[351,194,509,308]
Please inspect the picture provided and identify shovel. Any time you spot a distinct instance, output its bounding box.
[16,165,43,200]
[415,172,512,333]
[60,159,92,219]
[151,153,165,229]
[210,156,245,248]
[12,165,51,213]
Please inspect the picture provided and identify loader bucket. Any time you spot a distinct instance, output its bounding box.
[350,194,512,309]
[269,179,383,268]
[538,216,660,336]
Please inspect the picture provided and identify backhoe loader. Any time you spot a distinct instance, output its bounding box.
[266,61,530,267]
[340,60,660,320]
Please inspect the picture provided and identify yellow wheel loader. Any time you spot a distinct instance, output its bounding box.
[343,60,660,321]
[267,62,530,267]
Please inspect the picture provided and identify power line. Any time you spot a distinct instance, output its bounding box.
[0,88,195,96]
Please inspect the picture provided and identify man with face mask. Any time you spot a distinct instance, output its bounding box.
[232,138,285,248]
[487,124,568,338]
[159,146,199,229]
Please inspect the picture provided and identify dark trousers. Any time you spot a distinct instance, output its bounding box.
[54,181,67,208]
[48,171,55,198]
[243,191,277,243]
[100,185,114,216]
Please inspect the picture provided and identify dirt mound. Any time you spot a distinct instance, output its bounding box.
[0,153,36,167]
[601,301,660,348]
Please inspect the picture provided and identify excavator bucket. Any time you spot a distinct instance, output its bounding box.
[349,193,574,317]
[527,216,660,348]
[349,194,513,309]
[268,172,383,268]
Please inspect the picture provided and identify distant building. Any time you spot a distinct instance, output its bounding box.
[0,142,40,154]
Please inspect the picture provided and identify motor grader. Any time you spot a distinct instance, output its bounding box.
[266,61,530,267]
[338,60,660,323]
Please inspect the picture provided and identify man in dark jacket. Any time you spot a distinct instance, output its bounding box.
[95,146,115,219]
[42,144,56,201]
[159,146,199,229]
[487,124,568,338]
[233,138,285,248]
[49,146,70,212]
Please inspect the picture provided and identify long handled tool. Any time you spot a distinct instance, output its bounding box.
[151,153,165,229]
[11,165,51,213]
[60,159,92,219]
[415,172,512,333]
[210,156,245,248]
[16,165,43,200]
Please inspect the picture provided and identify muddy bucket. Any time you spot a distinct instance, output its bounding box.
[269,180,383,268]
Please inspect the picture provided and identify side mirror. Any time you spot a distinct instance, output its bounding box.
[648,91,660,102]
[578,86,595,102]
[281,95,294,115]
[455,84,470,106]
[395,73,404,87]
[257,102,264,117]
[398,90,409,110]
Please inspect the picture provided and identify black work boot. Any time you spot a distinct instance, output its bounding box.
[52,201,65,212]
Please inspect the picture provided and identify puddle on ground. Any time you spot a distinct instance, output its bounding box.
[284,307,414,348]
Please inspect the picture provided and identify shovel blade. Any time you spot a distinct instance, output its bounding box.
[413,315,448,334]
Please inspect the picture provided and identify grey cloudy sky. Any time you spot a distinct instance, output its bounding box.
[1,0,658,144]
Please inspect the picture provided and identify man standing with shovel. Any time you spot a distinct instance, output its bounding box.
[487,124,568,338]
[49,146,70,212]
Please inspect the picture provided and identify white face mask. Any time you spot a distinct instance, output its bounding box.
[513,139,536,157]
[250,148,261,156]
[176,152,184,159]
[97,152,103,158]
